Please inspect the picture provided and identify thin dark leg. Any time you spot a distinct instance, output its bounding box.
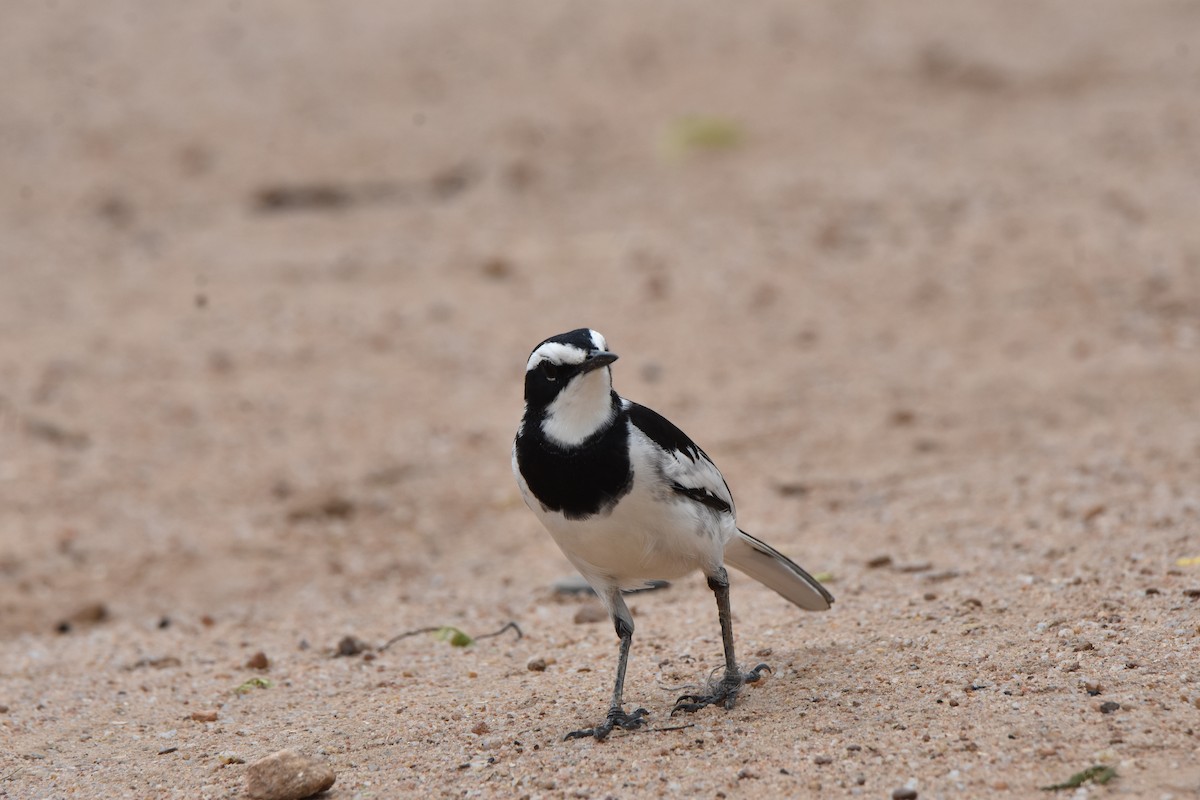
[565,617,649,740]
[672,568,771,715]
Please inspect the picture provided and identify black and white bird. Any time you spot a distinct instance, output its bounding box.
[512,328,834,740]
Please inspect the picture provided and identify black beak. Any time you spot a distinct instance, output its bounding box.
[580,350,618,373]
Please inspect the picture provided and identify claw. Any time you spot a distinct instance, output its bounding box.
[744,663,772,683]
[564,728,595,741]
[670,664,772,716]
[620,707,650,729]
[564,706,649,741]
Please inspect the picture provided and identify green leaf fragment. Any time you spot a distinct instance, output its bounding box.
[233,677,273,694]
[1041,765,1117,791]
[662,116,744,157]
[813,572,836,584]
[434,626,474,647]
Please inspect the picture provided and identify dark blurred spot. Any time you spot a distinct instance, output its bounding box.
[255,184,355,212]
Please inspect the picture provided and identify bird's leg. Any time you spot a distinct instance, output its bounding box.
[672,568,771,715]
[565,598,649,741]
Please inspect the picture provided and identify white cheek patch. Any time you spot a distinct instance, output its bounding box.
[526,342,588,372]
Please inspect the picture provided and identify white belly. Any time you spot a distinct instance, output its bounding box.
[518,460,736,590]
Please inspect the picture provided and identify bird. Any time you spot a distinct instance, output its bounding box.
[512,328,834,740]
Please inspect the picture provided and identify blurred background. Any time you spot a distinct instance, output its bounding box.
[3,0,1198,629]
[1,2,1199,793]
[3,0,1199,624]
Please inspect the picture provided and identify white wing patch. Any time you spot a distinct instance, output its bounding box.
[658,445,735,516]
[623,401,736,519]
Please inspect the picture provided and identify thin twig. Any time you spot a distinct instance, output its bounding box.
[475,621,523,641]
[378,626,442,652]
[649,723,696,733]
[377,620,523,652]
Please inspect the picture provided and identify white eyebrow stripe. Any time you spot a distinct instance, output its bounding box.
[526,341,588,372]
[588,330,608,351]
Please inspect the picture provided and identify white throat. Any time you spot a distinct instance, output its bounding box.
[541,368,615,447]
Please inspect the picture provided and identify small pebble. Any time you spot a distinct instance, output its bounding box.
[56,601,109,633]
[1099,701,1121,714]
[336,636,368,657]
[527,657,548,672]
[245,651,270,670]
[892,789,918,800]
[244,749,335,800]
[190,709,219,723]
[813,754,832,765]
[472,721,490,735]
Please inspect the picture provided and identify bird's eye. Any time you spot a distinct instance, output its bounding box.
[541,363,559,381]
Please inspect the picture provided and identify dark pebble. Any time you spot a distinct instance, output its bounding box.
[892,789,918,800]
[1099,701,1121,714]
[336,636,369,657]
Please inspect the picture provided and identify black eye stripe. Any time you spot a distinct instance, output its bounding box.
[541,362,559,381]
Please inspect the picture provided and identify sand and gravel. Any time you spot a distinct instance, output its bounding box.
[2,2,1199,798]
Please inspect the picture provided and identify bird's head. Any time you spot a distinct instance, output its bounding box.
[522,328,619,446]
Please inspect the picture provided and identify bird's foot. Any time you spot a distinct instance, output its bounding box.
[671,663,771,715]
[564,705,650,741]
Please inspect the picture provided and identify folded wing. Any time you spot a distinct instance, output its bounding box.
[724,529,834,611]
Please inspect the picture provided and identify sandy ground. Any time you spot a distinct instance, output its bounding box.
[2,2,1200,798]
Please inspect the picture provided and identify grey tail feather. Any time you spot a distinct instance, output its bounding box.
[723,529,834,611]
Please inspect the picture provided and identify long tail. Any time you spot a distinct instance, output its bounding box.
[724,529,834,611]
